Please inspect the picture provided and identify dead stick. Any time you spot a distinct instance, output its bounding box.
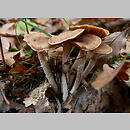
[0,37,6,69]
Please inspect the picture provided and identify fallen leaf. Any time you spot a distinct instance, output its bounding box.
[127,36,130,42]
[1,36,20,53]
[69,86,97,113]
[116,61,130,81]
[23,81,50,107]
[103,30,128,57]
[34,18,50,26]
[0,51,20,66]
[120,41,130,54]
[0,23,24,36]
[103,32,121,44]
[91,62,125,90]
[126,68,130,76]
[61,18,82,29]
[1,37,10,53]
[36,18,66,34]
[9,64,28,74]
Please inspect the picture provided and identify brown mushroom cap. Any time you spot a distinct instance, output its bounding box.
[24,32,52,52]
[70,24,109,38]
[48,29,85,45]
[92,43,112,54]
[72,34,102,51]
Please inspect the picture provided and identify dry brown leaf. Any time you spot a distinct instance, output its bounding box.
[9,64,29,74]
[127,36,130,42]
[116,61,130,81]
[23,81,50,107]
[1,37,18,53]
[70,86,97,113]
[0,51,21,66]
[35,18,66,34]
[91,62,124,90]
[103,30,128,57]
[61,18,82,29]
[0,23,24,36]
[34,18,50,26]
[126,68,130,76]
[103,32,121,43]
[120,41,130,54]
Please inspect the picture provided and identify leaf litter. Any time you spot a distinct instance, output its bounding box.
[0,18,130,113]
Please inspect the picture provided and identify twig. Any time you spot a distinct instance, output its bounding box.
[25,18,29,34]
[0,88,10,105]
[0,82,10,105]
[0,37,6,69]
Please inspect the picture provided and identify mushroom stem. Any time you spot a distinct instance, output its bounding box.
[61,43,71,101]
[69,50,86,88]
[70,53,97,94]
[38,51,58,93]
[70,50,86,94]
[61,73,68,101]
[82,53,98,80]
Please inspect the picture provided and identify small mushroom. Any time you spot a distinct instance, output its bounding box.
[70,24,109,38]
[48,29,85,101]
[68,25,110,94]
[24,32,58,93]
[70,43,112,94]
[82,43,113,78]
[69,34,102,88]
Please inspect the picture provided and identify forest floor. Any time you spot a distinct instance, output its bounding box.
[0,18,130,113]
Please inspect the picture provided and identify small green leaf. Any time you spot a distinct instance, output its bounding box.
[9,46,19,51]
[18,18,52,38]
[109,57,115,64]
[70,46,75,53]
[24,50,33,59]
[118,56,125,61]
[63,18,74,30]
[16,19,37,32]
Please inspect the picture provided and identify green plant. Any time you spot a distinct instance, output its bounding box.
[16,19,37,33]
[17,18,52,38]
[15,21,33,58]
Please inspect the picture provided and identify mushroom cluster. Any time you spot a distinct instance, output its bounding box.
[24,24,112,102]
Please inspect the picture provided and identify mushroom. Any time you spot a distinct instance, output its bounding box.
[69,34,102,88]
[70,24,109,38]
[68,25,111,94]
[23,32,58,93]
[48,29,85,101]
[70,43,112,94]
